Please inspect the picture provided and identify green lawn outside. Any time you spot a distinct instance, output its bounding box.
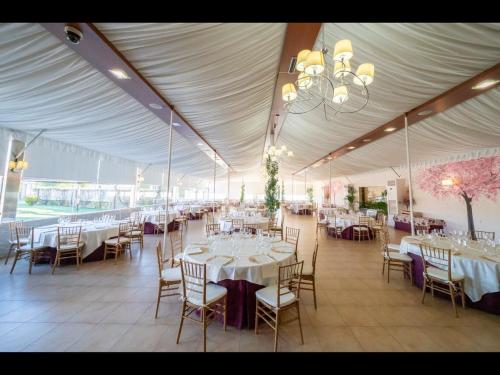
[16,201,108,221]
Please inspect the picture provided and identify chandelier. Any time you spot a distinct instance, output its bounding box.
[264,145,293,163]
[282,37,374,120]
[8,159,28,173]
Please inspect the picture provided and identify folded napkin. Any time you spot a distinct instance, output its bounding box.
[206,255,234,267]
[271,247,294,254]
[248,254,274,264]
[186,247,205,255]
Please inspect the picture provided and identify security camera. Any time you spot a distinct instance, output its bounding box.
[64,25,83,44]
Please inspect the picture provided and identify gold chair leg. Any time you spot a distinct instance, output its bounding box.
[254,300,259,335]
[103,244,108,261]
[10,252,19,274]
[296,303,304,345]
[155,282,162,318]
[4,244,14,265]
[176,301,186,344]
[460,281,466,309]
[223,295,227,331]
[51,252,59,275]
[312,277,317,310]
[421,281,427,304]
[28,252,34,275]
[202,308,207,352]
[449,283,458,318]
[387,261,390,283]
[409,263,413,285]
[381,259,386,275]
[274,310,280,352]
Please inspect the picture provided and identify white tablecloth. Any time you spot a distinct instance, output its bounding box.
[399,236,500,302]
[182,236,295,286]
[33,222,121,259]
[139,210,179,224]
[218,216,270,232]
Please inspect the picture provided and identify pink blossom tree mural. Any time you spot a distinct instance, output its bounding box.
[323,181,344,205]
[417,156,500,240]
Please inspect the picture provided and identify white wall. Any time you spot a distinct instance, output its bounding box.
[327,167,500,238]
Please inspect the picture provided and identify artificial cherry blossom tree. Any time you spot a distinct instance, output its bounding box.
[417,156,500,240]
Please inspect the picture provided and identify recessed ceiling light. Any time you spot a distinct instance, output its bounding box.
[417,109,433,116]
[197,143,203,146]
[172,122,181,127]
[327,156,333,160]
[347,146,356,150]
[472,79,499,90]
[362,139,371,142]
[384,127,397,132]
[149,103,162,109]
[108,68,130,80]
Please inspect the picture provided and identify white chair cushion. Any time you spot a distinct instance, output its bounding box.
[353,226,369,231]
[385,252,412,262]
[255,285,297,308]
[19,243,46,251]
[161,267,182,282]
[186,283,227,306]
[301,263,314,276]
[105,237,130,245]
[125,230,142,236]
[426,266,464,282]
[388,243,401,251]
[10,238,29,245]
[58,243,85,251]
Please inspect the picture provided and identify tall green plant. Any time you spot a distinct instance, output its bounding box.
[346,185,355,210]
[240,183,245,203]
[306,187,314,203]
[265,156,280,213]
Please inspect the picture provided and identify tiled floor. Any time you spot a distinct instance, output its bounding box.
[1,212,499,352]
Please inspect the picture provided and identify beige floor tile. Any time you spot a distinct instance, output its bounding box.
[101,302,151,324]
[0,322,57,351]
[335,306,380,327]
[351,326,404,352]
[386,327,448,352]
[0,301,58,322]
[109,324,169,351]
[315,326,364,352]
[29,301,91,323]
[66,323,133,352]
[23,323,94,351]
[68,301,122,323]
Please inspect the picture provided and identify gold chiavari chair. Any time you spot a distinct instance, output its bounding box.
[5,221,27,265]
[371,214,386,239]
[103,222,132,264]
[10,227,46,274]
[231,218,245,232]
[155,240,181,318]
[255,260,304,352]
[177,260,228,352]
[316,212,328,237]
[242,223,258,234]
[52,225,84,274]
[415,223,430,235]
[328,215,343,238]
[299,240,319,309]
[175,214,188,232]
[205,223,220,237]
[154,212,167,234]
[419,243,466,317]
[353,216,372,241]
[380,229,413,284]
[269,215,284,240]
[168,230,183,267]
[472,230,495,241]
[285,226,300,261]
[127,217,145,251]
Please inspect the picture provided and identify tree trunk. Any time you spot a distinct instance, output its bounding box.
[462,194,476,240]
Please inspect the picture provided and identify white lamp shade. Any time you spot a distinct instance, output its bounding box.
[333,85,349,104]
[333,40,353,61]
[333,60,351,78]
[282,83,297,102]
[297,72,313,90]
[296,49,311,72]
[287,151,294,157]
[269,146,276,155]
[281,145,287,151]
[354,63,374,86]
[304,51,325,76]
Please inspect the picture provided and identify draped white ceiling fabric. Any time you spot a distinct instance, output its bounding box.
[276,23,500,177]
[95,23,287,174]
[303,88,500,181]
[0,23,219,180]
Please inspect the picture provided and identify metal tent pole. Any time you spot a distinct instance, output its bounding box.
[329,159,332,206]
[404,114,415,236]
[213,151,216,216]
[162,109,174,258]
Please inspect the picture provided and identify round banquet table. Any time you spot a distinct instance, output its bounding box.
[181,234,296,328]
[326,215,375,240]
[399,236,500,314]
[218,216,270,233]
[138,210,179,234]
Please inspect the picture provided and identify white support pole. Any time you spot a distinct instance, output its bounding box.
[213,151,216,215]
[291,175,294,201]
[227,170,230,208]
[404,114,415,236]
[329,159,332,206]
[304,169,307,199]
[162,110,174,257]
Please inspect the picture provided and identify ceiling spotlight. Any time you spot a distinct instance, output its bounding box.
[362,139,371,142]
[384,127,397,132]
[327,156,333,160]
[172,122,181,127]
[149,103,162,109]
[472,79,499,90]
[347,146,356,150]
[197,143,203,146]
[417,109,433,116]
[108,68,130,80]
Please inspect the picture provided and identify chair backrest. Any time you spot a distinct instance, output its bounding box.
[16,226,33,249]
[359,216,371,226]
[206,223,220,236]
[415,224,429,235]
[379,229,392,259]
[474,230,495,241]
[242,223,257,234]
[419,243,452,282]
[277,261,304,308]
[9,221,23,242]
[311,240,319,275]
[169,230,183,263]
[117,222,132,243]
[180,259,207,306]
[285,227,300,247]
[57,225,82,250]
[155,240,164,277]
[231,219,244,230]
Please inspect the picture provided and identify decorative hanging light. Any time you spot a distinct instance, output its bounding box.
[8,159,29,172]
[281,28,374,119]
[296,49,311,72]
[282,83,297,102]
[304,51,325,76]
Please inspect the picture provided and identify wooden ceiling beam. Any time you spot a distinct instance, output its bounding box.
[293,62,500,175]
[41,23,231,171]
